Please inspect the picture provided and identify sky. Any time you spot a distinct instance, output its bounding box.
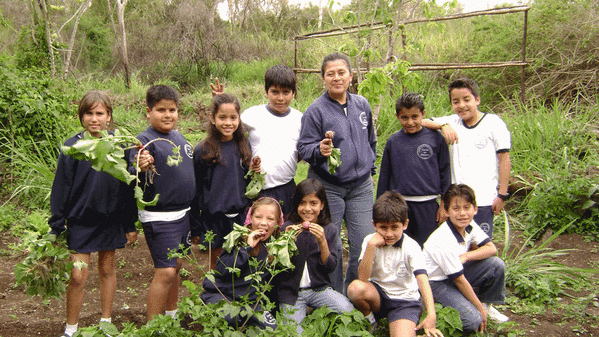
[287,0,515,12]
[218,0,518,21]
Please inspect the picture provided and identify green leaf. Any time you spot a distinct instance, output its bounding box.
[328,147,342,175]
[134,185,159,210]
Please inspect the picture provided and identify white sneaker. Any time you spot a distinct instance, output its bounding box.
[483,303,509,322]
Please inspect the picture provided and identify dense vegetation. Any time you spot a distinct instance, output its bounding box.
[0,0,598,335]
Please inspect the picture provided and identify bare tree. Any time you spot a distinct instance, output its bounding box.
[108,0,131,88]
[60,0,92,79]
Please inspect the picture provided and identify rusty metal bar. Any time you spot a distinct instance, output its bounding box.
[521,9,529,104]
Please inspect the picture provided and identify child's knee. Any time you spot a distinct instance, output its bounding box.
[347,280,366,300]
[462,307,483,332]
[69,268,89,287]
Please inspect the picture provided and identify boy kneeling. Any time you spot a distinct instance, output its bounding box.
[348,191,442,337]
[424,184,508,334]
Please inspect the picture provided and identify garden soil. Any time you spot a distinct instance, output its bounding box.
[0,231,598,337]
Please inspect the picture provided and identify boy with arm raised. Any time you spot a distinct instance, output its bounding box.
[422,78,511,239]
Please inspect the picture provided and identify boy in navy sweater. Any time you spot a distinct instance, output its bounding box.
[131,85,196,321]
[377,92,450,246]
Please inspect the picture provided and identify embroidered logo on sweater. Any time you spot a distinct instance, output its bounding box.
[359,111,368,127]
[185,144,193,158]
[417,144,434,160]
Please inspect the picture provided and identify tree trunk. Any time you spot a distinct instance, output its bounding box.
[116,0,130,88]
[37,0,55,77]
[62,0,92,79]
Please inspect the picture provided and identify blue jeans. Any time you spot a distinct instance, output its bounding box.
[309,171,375,294]
[429,257,506,332]
[280,287,354,334]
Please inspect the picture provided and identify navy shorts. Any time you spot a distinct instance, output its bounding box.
[474,206,494,238]
[372,282,422,324]
[143,213,191,268]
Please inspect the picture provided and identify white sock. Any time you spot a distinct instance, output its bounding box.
[100,317,112,323]
[365,312,376,325]
[165,309,178,319]
[65,323,78,336]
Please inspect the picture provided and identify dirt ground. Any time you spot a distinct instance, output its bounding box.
[0,231,598,337]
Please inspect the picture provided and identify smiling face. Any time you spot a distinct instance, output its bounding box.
[450,87,481,127]
[297,193,325,224]
[250,204,279,241]
[446,196,478,233]
[266,85,295,115]
[397,106,424,134]
[322,59,352,103]
[82,102,111,138]
[210,103,240,142]
[147,99,178,134]
[374,220,408,246]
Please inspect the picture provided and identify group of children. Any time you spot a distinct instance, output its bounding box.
[50,52,511,337]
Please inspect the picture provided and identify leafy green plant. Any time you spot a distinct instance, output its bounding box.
[301,306,371,336]
[13,232,74,299]
[502,219,599,305]
[244,169,267,199]
[61,129,183,209]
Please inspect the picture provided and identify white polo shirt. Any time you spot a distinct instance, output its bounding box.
[431,113,511,207]
[423,221,491,282]
[359,233,427,301]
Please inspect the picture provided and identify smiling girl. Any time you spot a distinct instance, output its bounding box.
[49,91,138,337]
[191,93,260,269]
[200,197,283,330]
[277,178,354,334]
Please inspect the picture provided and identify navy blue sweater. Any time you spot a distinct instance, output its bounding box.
[377,128,451,199]
[276,221,341,305]
[202,243,271,302]
[192,139,250,216]
[49,132,137,236]
[130,126,195,212]
[298,92,377,187]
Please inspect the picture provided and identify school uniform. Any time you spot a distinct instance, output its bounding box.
[423,221,506,331]
[130,126,195,268]
[191,139,250,248]
[431,113,511,237]
[359,233,427,324]
[377,127,451,246]
[49,132,137,253]
[201,243,277,330]
[277,221,353,334]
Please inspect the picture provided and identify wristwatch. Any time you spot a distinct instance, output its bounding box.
[498,193,510,201]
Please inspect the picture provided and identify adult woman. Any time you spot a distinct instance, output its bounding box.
[297,52,377,293]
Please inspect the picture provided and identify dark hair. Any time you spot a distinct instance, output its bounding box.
[146,85,180,110]
[78,90,114,130]
[287,178,332,226]
[395,91,425,115]
[442,184,477,210]
[265,65,297,94]
[202,93,252,167]
[373,191,408,224]
[448,78,480,100]
[320,52,352,77]
[248,197,283,239]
